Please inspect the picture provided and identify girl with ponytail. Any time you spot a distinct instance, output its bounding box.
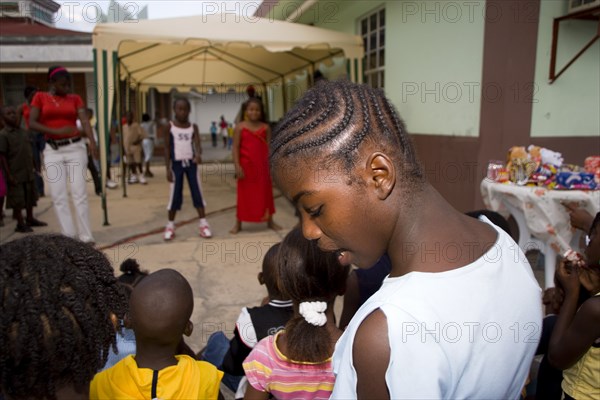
[243,227,349,400]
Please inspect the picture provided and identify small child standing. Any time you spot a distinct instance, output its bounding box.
[0,105,46,232]
[123,111,147,185]
[243,227,349,400]
[548,212,600,400]
[210,121,218,147]
[227,123,234,150]
[162,97,212,240]
[90,269,224,399]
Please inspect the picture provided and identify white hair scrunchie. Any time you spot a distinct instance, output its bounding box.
[299,301,327,327]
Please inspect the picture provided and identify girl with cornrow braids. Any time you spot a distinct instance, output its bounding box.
[0,234,127,400]
[270,80,542,399]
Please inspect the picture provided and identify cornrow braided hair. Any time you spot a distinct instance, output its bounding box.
[271,80,423,180]
[0,234,127,399]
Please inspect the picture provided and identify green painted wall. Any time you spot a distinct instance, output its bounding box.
[276,0,486,137]
[530,1,600,137]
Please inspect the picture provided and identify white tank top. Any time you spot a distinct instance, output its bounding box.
[331,216,543,399]
[170,122,194,161]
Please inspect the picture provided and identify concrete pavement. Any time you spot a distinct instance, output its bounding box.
[0,139,309,357]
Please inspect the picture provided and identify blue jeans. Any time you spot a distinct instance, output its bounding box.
[201,331,243,392]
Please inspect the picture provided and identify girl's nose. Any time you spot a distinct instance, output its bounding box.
[301,216,322,241]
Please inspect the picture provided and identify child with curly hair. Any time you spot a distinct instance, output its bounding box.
[0,234,127,400]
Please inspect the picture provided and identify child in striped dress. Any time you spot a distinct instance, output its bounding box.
[243,227,350,400]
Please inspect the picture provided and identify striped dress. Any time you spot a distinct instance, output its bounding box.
[243,330,335,400]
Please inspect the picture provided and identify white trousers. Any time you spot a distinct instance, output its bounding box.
[142,137,155,163]
[44,140,94,242]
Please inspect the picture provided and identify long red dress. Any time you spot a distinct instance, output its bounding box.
[237,125,275,222]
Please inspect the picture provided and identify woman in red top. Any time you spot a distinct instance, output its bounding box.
[29,66,97,243]
[230,98,280,234]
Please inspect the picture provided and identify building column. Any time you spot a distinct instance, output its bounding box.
[476,0,541,208]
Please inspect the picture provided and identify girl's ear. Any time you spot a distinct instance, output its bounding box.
[366,152,396,200]
[258,272,265,285]
[184,320,194,337]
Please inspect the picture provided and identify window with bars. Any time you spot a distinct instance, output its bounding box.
[360,8,385,88]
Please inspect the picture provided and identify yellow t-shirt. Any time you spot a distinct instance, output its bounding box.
[561,293,600,400]
[90,354,223,400]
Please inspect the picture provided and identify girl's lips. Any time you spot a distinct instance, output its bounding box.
[337,250,352,266]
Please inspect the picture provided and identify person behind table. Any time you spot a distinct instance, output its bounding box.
[548,212,600,400]
[0,234,127,400]
[123,110,147,185]
[17,85,45,197]
[203,243,293,396]
[140,112,156,178]
[0,105,47,233]
[161,97,212,241]
[243,227,349,400]
[270,80,542,398]
[90,269,224,399]
[230,97,280,234]
[28,66,98,244]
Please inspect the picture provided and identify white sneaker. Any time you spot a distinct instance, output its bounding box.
[138,174,147,185]
[199,223,212,238]
[128,175,138,184]
[106,179,118,189]
[164,225,175,241]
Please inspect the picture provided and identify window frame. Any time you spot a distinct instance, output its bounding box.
[358,6,385,89]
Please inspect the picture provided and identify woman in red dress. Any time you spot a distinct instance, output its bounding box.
[230,98,280,234]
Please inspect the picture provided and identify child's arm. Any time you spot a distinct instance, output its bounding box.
[265,123,271,147]
[192,123,202,164]
[16,104,24,128]
[161,122,173,183]
[0,153,13,185]
[221,326,252,376]
[548,260,600,369]
[78,108,98,158]
[0,137,14,185]
[232,123,244,179]
[244,385,270,400]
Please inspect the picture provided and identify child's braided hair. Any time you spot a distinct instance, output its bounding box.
[0,234,127,399]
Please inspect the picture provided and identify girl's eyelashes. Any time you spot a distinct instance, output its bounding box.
[306,205,323,218]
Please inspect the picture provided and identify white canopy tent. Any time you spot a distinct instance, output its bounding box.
[92,14,363,223]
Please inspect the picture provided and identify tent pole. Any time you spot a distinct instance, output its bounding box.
[118,63,127,197]
[281,76,287,115]
[136,84,142,122]
[125,75,131,112]
[356,58,363,84]
[95,49,109,226]
[262,83,269,122]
